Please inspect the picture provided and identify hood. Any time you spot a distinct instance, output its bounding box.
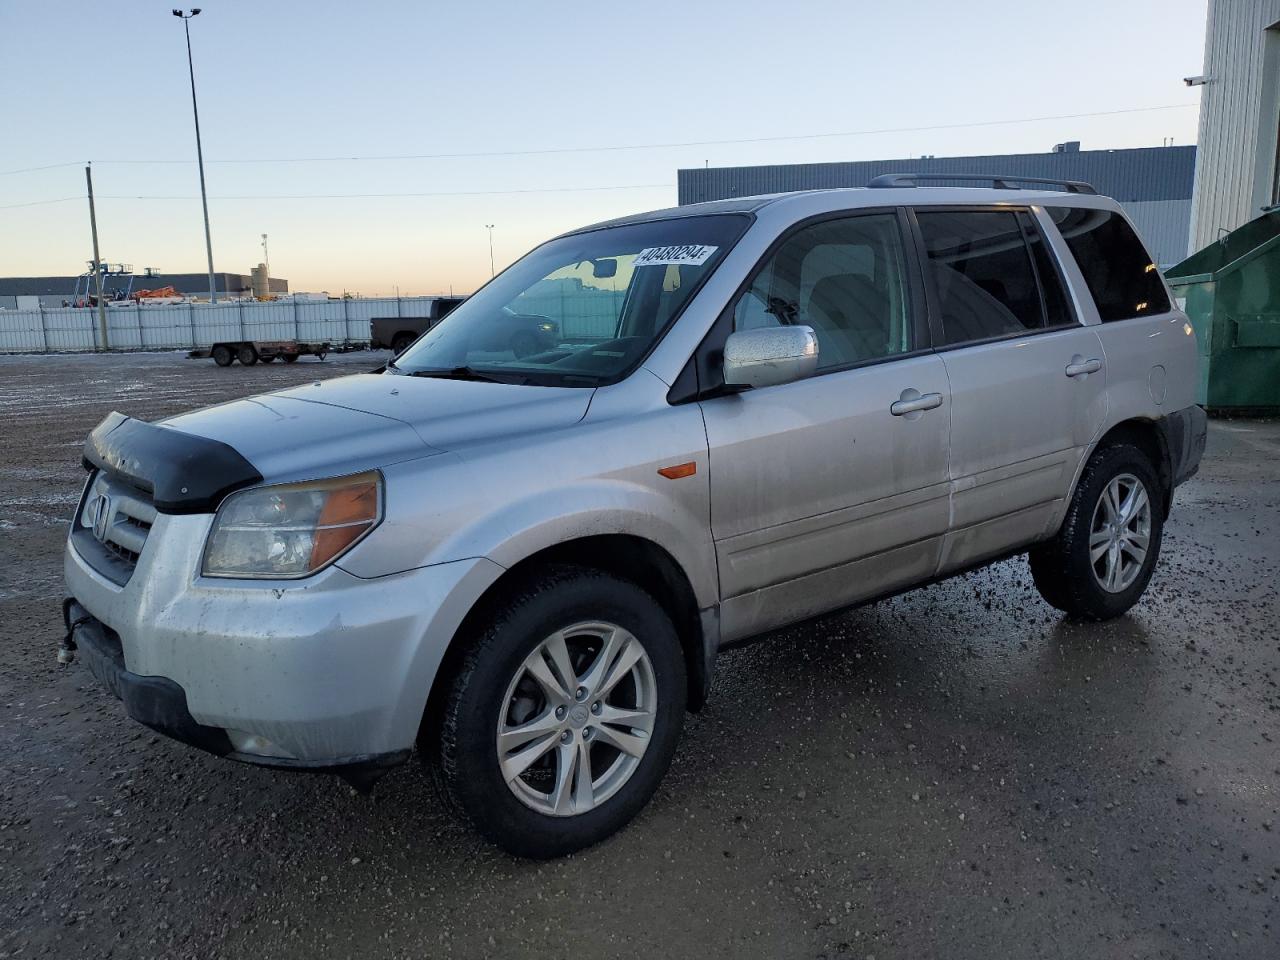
[163,373,594,480]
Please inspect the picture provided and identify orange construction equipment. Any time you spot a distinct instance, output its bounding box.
[133,286,181,300]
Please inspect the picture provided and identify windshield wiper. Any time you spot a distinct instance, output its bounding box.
[408,365,522,384]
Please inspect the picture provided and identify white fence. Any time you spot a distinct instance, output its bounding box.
[0,296,440,354]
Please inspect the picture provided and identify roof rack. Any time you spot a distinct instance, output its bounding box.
[865,173,1097,195]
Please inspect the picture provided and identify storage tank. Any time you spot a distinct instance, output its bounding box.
[250,263,270,299]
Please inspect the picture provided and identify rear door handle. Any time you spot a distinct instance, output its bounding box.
[890,391,944,417]
[1065,358,1102,378]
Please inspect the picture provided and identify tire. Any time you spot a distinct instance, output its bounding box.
[211,344,234,367]
[391,334,414,355]
[260,354,276,363]
[427,564,686,858]
[282,354,299,363]
[236,344,259,366]
[1029,443,1164,621]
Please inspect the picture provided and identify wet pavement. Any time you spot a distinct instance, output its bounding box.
[0,351,1277,959]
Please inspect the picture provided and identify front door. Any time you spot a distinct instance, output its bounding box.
[699,210,951,642]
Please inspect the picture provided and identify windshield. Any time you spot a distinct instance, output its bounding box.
[391,214,751,386]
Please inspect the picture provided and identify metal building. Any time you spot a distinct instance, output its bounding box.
[0,270,288,310]
[677,145,1196,266]
[1187,0,1280,253]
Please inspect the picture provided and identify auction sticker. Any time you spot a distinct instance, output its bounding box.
[634,244,718,267]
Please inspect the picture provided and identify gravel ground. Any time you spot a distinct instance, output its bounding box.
[0,350,1277,960]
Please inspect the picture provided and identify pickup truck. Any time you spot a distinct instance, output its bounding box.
[370,297,466,353]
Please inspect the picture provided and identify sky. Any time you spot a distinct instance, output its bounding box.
[1,0,1210,296]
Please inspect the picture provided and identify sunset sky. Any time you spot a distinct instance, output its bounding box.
[1,0,1209,296]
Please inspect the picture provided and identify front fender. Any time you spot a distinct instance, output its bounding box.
[336,404,717,608]
[477,479,718,608]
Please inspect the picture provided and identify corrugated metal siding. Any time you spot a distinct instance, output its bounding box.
[1188,0,1280,252]
[677,146,1196,206]
[0,296,442,354]
[1120,199,1193,267]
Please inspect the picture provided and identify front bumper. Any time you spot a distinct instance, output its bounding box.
[63,601,408,787]
[64,511,503,772]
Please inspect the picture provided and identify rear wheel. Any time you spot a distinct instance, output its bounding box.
[1030,443,1163,621]
[282,353,299,364]
[427,565,686,858]
[391,333,414,355]
[236,344,259,366]
[211,344,234,367]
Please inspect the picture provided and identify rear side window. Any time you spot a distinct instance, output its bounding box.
[916,210,1045,345]
[1019,211,1074,328]
[1049,207,1170,321]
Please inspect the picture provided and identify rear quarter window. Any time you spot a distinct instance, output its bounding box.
[1049,207,1170,322]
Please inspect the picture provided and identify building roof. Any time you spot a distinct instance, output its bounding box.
[678,145,1196,206]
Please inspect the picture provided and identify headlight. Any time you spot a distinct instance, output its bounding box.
[202,470,382,579]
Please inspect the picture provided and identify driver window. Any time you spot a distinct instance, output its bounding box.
[732,214,913,370]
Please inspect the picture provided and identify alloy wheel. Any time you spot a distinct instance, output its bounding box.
[496,621,657,817]
[1089,472,1152,593]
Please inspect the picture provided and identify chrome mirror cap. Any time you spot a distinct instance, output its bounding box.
[722,325,819,389]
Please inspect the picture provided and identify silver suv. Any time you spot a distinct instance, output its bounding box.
[64,177,1206,858]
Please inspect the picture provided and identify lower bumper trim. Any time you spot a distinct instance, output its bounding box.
[63,600,410,789]
[66,600,234,757]
[229,749,413,792]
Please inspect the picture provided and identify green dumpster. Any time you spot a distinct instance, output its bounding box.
[1165,210,1280,413]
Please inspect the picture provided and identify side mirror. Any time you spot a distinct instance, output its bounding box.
[722,325,819,389]
[591,258,618,279]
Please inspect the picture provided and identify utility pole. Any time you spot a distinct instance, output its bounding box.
[485,224,495,278]
[85,165,108,351]
[174,9,217,303]
[261,233,270,279]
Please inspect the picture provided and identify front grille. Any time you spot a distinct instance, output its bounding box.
[72,471,157,585]
[101,538,142,566]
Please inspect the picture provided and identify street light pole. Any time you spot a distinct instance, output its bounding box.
[84,164,108,350]
[485,224,495,278]
[174,9,217,304]
[261,233,271,279]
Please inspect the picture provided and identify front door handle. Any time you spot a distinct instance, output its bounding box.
[1065,357,1102,378]
[890,390,944,417]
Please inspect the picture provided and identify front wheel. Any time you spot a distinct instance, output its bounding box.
[211,344,234,367]
[236,344,259,366]
[427,565,686,858]
[1030,443,1164,621]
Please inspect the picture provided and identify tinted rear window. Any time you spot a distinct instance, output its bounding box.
[1049,208,1170,322]
[916,209,1045,345]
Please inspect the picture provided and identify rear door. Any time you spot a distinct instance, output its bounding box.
[700,209,952,641]
[1045,205,1195,412]
[911,206,1108,574]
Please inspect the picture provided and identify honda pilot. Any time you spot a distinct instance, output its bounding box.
[64,176,1206,858]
